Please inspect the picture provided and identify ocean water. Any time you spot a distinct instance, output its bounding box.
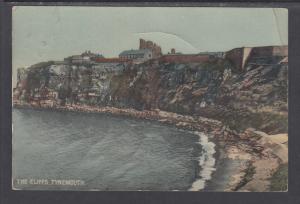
[12,108,215,191]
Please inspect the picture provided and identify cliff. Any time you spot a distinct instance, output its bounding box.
[13,45,288,191]
[14,46,288,135]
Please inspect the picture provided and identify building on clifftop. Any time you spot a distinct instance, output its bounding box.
[139,39,162,58]
[119,39,162,64]
[224,45,288,70]
[119,49,153,64]
[64,51,104,65]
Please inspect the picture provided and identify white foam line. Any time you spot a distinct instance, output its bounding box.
[188,131,216,191]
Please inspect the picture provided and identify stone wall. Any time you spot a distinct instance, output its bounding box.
[225,46,288,71]
[159,54,211,63]
[224,47,244,71]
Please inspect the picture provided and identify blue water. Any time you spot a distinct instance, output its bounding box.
[12,108,206,191]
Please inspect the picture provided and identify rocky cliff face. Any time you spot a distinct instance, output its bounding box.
[14,52,288,134]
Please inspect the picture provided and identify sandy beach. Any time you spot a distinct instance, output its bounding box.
[13,101,288,192]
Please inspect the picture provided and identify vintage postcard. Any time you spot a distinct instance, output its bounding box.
[12,6,288,191]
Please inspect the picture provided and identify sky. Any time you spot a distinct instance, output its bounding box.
[12,6,288,83]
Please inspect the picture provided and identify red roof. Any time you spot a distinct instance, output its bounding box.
[93,58,132,63]
[159,54,211,63]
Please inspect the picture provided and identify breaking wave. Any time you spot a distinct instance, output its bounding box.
[189,131,216,191]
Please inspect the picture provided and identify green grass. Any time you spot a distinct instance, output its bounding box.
[270,163,288,191]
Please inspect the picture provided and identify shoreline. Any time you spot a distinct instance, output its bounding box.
[12,101,288,192]
[188,131,217,191]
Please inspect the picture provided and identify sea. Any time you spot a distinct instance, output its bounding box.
[12,108,216,191]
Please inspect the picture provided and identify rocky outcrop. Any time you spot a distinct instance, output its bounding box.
[13,46,288,192]
[14,47,287,135]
